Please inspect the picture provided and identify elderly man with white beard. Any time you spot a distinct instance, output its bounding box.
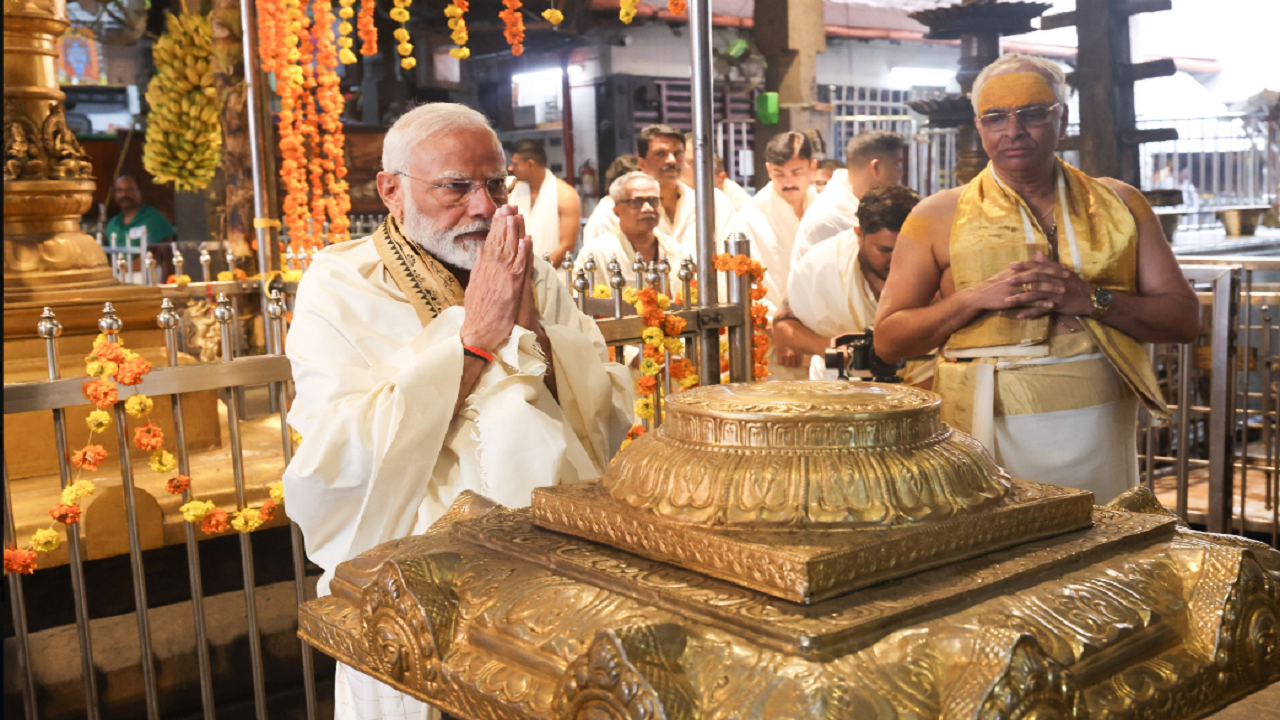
[282,103,633,720]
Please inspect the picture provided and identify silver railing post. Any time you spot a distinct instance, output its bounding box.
[174,249,185,282]
[99,303,162,720]
[609,260,626,319]
[214,294,270,719]
[689,0,720,384]
[238,0,277,343]
[37,308,101,720]
[1176,342,1193,519]
[725,233,753,383]
[573,270,589,314]
[200,243,212,282]
[1206,269,1240,534]
[158,299,216,720]
[4,453,38,720]
[144,251,156,286]
[561,253,574,291]
[268,290,319,720]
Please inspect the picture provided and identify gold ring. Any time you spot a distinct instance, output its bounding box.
[1022,283,1032,293]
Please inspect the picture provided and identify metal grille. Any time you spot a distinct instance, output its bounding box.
[822,84,917,158]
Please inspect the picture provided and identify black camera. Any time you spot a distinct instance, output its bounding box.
[823,328,904,383]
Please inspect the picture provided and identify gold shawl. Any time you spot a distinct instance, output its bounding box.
[947,161,1169,420]
[370,215,466,327]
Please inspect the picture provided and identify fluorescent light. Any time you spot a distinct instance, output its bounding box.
[512,68,563,85]
[889,66,956,87]
[568,64,585,76]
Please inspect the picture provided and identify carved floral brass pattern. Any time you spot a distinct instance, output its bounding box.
[299,495,1280,720]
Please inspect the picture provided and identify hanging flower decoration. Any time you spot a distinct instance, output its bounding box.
[499,0,525,56]
[714,253,771,380]
[313,0,353,243]
[542,6,563,25]
[629,286,698,421]
[619,0,639,24]
[357,0,378,57]
[336,0,358,64]
[667,0,686,15]
[389,0,415,68]
[619,425,646,452]
[2,335,287,577]
[444,0,470,60]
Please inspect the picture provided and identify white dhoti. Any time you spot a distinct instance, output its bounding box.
[509,170,563,259]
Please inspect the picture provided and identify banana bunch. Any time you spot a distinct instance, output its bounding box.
[143,13,222,193]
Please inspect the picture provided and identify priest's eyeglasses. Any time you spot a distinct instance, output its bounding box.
[618,196,660,210]
[976,103,1062,132]
[398,173,510,207]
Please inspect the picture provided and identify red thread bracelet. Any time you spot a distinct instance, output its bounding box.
[463,344,494,363]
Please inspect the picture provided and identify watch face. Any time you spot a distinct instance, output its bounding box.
[1095,287,1113,307]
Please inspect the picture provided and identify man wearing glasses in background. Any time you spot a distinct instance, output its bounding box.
[873,54,1199,503]
[575,171,686,288]
[282,103,632,720]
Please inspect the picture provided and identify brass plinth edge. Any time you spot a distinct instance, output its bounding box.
[531,479,1094,604]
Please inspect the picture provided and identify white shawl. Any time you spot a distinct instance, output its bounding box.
[509,169,563,259]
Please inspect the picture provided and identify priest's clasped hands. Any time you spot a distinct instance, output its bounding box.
[963,250,1101,320]
[460,205,543,354]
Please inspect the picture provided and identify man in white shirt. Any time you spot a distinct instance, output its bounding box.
[682,133,753,211]
[576,171,685,287]
[506,138,581,265]
[789,130,906,269]
[283,103,632,720]
[583,124,732,254]
[776,185,934,386]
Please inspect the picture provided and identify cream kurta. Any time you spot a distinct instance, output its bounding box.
[788,228,934,385]
[509,169,564,259]
[727,185,816,310]
[575,228,685,288]
[284,237,632,720]
[721,178,754,211]
[789,170,858,269]
[582,181,734,256]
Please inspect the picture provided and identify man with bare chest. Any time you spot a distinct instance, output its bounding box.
[874,54,1200,501]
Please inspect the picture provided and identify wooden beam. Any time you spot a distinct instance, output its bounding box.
[1038,11,1076,30]
[1120,58,1177,84]
[1121,127,1179,145]
[1122,0,1173,16]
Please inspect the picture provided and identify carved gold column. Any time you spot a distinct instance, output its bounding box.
[4,0,114,294]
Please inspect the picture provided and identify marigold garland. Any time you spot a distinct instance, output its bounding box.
[629,286,699,421]
[357,0,378,56]
[3,335,286,577]
[336,0,358,64]
[714,253,771,380]
[619,0,639,24]
[499,0,525,56]
[542,6,563,24]
[444,0,470,60]
[667,0,686,15]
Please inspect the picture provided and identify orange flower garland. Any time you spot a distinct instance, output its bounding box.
[500,0,525,56]
[667,0,686,15]
[3,334,286,576]
[312,0,352,243]
[357,0,377,57]
[629,286,698,421]
[444,0,470,60]
[714,253,770,380]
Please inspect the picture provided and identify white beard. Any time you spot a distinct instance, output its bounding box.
[402,193,488,269]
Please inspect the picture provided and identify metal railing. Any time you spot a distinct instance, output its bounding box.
[3,293,315,720]
[1142,257,1279,544]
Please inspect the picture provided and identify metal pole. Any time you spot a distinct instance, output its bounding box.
[1207,270,1240,534]
[688,0,720,385]
[1238,270,1253,533]
[725,233,752,383]
[99,303,161,720]
[214,294,270,720]
[4,452,38,720]
[37,309,101,720]
[238,0,277,349]
[158,299,216,720]
[267,291,318,720]
[1176,342,1193,520]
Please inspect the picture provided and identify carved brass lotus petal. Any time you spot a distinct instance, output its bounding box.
[601,382,1012,528]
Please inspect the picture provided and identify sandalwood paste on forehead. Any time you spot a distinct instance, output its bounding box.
[976,71,1056,114]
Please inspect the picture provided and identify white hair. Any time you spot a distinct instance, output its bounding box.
[609,171,659,202]
[970,53,1070,114]
[381,102,501,175]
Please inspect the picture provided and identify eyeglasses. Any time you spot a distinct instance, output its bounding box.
[976,103,1062,132]
[398,172,509,207]
[618,196,660,210]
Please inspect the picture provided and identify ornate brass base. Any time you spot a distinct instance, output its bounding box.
[298,489,1280,720]
[532,479,1094,604]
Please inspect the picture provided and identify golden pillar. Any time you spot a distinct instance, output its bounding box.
[3,0,114,295]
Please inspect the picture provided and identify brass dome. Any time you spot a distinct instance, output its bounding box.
[602,381,1010,528]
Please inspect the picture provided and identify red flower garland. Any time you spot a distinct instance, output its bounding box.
[500,0,525,56]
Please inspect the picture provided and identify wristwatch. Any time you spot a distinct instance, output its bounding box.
[1090,287,1114,320]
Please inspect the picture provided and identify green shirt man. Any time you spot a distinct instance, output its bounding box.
[106,175,176,249]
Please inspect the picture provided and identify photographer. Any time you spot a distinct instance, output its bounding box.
[773,185,934,386]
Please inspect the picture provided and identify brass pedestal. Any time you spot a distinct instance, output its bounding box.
[298,383,1280,720]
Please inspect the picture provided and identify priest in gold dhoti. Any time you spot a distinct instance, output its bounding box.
[873,54,1200,502]
[282,103,632,720]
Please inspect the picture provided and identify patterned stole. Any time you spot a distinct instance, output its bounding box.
[370,215,466,327]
